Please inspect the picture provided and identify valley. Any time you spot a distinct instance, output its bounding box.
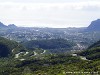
[0,19,100,75]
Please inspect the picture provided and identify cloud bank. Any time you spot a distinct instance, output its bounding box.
[0,1,100,28]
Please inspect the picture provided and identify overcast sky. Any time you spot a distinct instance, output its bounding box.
[0,0,100,28]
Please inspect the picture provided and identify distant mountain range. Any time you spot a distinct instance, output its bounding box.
[8,24,17,28]
[0,22,17,28]
[86,19,100,31]
[0,22,7,28]
[0,19,100,31]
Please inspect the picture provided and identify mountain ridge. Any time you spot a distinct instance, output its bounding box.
[0,22,7,28]
[0,22,17,28]
[86,19,100,31]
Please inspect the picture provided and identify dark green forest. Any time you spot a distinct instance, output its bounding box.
[22,39,75,53]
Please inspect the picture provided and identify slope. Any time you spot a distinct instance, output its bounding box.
[78,40,100,60]
[86,19,100,31]
[22,38,76,53]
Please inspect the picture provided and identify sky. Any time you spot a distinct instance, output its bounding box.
[0,0,100,28]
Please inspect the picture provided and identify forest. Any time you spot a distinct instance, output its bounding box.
[0,37,99,75]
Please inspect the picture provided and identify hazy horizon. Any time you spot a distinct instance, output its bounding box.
[0,0,100,28]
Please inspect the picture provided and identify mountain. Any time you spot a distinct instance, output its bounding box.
[8,24,17,28]
[0,22,7,28]
[86,19,100,31]
[0,22,17,28]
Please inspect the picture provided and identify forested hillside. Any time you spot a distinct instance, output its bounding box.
[0,37,28,58]
[23,39,76,53]
[0,37,18,57]
[0,37,99,75]
[78,40,100,60]
[88,40,100,49]
[0,37,18,50]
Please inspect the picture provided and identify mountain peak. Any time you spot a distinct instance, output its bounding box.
[86,19,100,31]
[0,22,7,27]
[8,24,17,28]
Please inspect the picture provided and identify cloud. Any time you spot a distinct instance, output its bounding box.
[0,0,100,3]
[0,1,100,10]
[0,1,100,27]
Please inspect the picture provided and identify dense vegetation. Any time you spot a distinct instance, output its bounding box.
[0,43,10,57]
[88,40,100,49]
[0,37,27,58]
[0,37,99,75]
[0,37,18,50]
[78,47,100,60]
[0,37,18,57]
[78,40,100,60]
[0,54,99,75]
[22,39,76,53]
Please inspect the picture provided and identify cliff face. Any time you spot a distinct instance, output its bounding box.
[86,19,100,31]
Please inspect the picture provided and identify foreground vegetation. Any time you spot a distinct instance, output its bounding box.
[0,54,99,75]
[0,37,99,75]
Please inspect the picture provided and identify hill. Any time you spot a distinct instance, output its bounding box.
[0,37,18,50]
[86,19,100,31]
[8,24,17,28]
[22,39,76,53]
[0,43,10,57]
[0,38,99,75]
[88,40,100,49]
[78,40,100,60]
[0,37,27,58]
[0,37,18,57]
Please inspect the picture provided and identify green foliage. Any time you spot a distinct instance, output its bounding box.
[23,39,75,53]
[88,40,100,49]
[0,37,99,75]
[0,37,18,50]
[0,37,18,57]
[78,40,100,60]
[78,47,100,60]
[23,39,75,49]
[0,53,99,75]
[0,43,10,57]
[0,37,28,58]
